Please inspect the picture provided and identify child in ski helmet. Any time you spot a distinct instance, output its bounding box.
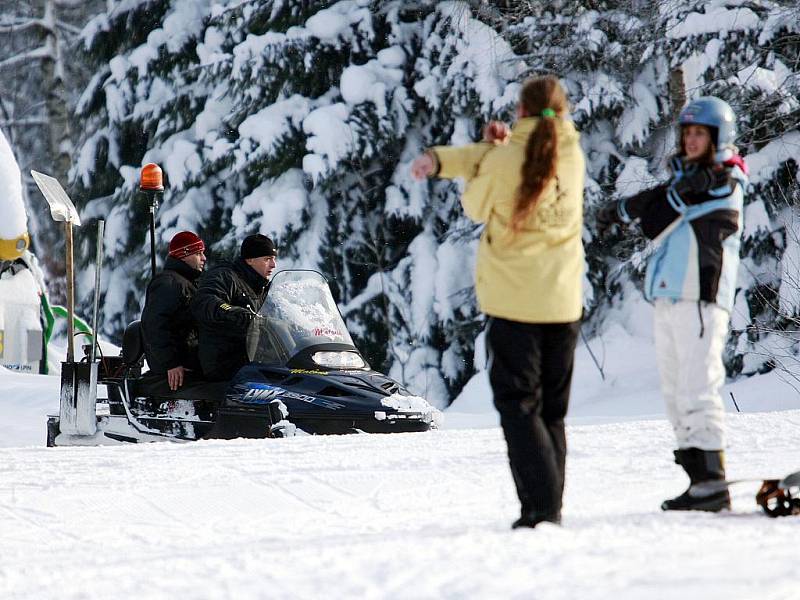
[597,96,749,512]
[412,75,585,528]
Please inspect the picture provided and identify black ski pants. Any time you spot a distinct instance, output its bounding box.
[486,317,580,521]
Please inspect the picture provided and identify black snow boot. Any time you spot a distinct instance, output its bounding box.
[661,448,731,512]
[512,510,561,529]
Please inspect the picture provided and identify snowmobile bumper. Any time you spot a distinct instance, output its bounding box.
[293,411,435,435]
[47,402,213,447]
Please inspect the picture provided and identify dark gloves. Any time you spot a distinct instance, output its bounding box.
[673,166,730,198]
[596,201,623,239]
[225,305,256,329]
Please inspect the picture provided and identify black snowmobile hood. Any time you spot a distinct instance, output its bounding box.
[225,364,417,418]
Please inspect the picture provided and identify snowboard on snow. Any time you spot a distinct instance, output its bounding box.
[690,469,800,518]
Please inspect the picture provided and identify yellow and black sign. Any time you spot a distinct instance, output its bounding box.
[0,233,30,261]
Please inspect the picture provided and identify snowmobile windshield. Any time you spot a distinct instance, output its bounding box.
[246,270,365,368]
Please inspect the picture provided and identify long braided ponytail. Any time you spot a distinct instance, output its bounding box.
[510,76,569,233]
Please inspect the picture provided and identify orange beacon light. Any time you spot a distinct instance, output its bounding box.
[140,163,164,278]
[139,163,164,192]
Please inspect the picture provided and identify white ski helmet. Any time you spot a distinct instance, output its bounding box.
[678,96,737,148]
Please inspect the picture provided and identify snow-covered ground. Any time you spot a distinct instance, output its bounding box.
[2,322,800,599]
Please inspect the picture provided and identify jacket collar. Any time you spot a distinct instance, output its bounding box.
[671,153,750,188]
[164,255,201,281]
[234,257,267,294]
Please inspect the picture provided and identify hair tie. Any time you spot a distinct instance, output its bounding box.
[540,108,556,118]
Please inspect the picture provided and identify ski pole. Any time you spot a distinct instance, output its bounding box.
[580,327,605,381]
[90,219,104,363]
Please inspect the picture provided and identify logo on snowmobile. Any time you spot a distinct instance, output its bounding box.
[280,389,345,410]
[239,386,283,404]
[313,326,342,337]
[239,383,345,410]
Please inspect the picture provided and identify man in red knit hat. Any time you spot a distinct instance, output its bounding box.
[140,230,207,393]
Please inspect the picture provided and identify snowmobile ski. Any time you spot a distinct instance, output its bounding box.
[779,470,800,490]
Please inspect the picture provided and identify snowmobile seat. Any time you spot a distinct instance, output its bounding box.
[122,320,145,368]
[121,321,221,404]
[135,374,226,404]
[97,321,143,409]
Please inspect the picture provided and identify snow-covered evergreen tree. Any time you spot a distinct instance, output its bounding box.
[591,1,800,380]
[72,0,211,335]
[71,0,526,406]
[682,2,800,380]
[0,0,104,302]
[497,1,800,382]
[69,0,800,405]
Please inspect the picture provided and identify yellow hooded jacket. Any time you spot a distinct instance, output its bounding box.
[432,117,585,323]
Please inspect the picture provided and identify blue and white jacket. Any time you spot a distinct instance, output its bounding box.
[618,155,748,313]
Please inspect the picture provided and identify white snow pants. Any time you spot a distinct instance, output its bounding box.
[653,299,729,450]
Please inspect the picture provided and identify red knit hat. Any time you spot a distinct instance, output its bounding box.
[168,231,205,258]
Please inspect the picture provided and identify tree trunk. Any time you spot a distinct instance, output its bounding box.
[42,0,71,182]
[669,67,686,122]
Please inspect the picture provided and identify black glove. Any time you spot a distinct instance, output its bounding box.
[596,201,623,239]
[673,166,730,198]
[226,306,255,329]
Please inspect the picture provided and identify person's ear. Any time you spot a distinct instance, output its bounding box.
[516,104,528,119]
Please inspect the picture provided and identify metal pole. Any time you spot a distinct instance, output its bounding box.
[149,196,157,278]
[90,220,105,363]
[65,220,75,362]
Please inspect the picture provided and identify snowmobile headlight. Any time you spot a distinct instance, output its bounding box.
[312,351,365,369]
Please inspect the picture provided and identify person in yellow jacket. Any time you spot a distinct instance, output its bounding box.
[412,75,585,528]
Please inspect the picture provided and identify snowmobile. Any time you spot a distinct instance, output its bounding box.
[47,269,441,446]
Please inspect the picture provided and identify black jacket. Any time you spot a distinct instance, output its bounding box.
[191,258,268,381]
[141,256,202,374]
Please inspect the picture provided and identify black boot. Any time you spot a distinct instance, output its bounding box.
[661,448,731,512]
[512,511,561,529]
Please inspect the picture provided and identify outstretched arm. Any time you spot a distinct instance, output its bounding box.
[620,185,681,240]
[410,122,509,182]
[597,185,677,241]
[191,272,253,335]
[428,143,494,181]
